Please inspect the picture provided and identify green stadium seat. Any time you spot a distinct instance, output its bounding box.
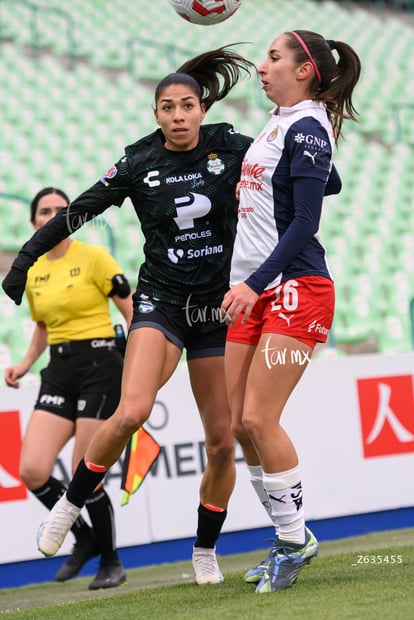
[1,0,414,355]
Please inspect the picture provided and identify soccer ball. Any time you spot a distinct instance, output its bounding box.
[168,0,242,26]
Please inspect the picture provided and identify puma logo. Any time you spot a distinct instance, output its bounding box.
[279,312,295,326]
[304,150,317,164]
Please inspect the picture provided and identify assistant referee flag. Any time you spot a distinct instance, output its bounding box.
[121,427,161,505]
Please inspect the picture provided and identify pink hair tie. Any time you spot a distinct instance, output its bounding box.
[290,31,322,85]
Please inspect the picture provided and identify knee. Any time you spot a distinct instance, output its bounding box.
[111,401,150,440]
[19,464,31,488]
[112,414,141,440]
[205,436,234,466]
[232,417,249,446]
[19,462,47,490]
[240,411,260,441]
[232,409,258,449]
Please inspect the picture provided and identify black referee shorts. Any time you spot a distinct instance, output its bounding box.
[130,293,227,360]
[35,339,123,422]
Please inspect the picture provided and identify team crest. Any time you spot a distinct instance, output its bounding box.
[266,127,278,142]
[138,301,155,313]
[207,154,225,175]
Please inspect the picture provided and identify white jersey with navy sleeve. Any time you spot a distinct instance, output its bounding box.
[230,100,335,293]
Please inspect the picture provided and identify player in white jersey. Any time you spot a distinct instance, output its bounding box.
[221,30,361,594]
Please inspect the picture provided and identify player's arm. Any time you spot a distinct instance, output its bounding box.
[12,182,122,273]
[324,163,342,196]
[245,119,332,295]
[245,175,326,295]
[2,159,131,305]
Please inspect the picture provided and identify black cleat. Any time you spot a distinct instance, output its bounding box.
[55,539,100,582]
[88,559,127,590]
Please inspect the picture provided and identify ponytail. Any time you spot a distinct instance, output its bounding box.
[286,30,361,144]
[155,44,256,111]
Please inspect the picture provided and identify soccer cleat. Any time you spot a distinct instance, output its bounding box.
[255,527,319,594]
[244,538,279,583]
[88,559,127,590]
[37,493,81,557]
[55,538,100,582]
[192,546,224,585]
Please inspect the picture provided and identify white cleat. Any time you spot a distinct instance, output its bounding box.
[37,493,81,557]
[192,546,224,585]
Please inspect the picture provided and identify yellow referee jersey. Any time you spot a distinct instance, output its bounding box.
[26,239,125,345]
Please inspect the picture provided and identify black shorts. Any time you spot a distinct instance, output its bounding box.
[35,339,123,422]
[130,293,227,360]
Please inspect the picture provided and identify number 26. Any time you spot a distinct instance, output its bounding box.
[271,279,299,312]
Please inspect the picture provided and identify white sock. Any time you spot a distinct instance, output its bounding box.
[263,465,305,545]
[247,465,279,536]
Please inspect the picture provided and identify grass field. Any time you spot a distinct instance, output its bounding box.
[1,528,413,619]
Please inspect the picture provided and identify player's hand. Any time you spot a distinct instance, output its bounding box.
[221,282,259,326]
[2,267,27,305]
[235,181,241,201]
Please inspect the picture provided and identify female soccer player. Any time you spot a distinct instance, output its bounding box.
[2,46,254,585]
[221,30,361,593]
[5,187,132,589]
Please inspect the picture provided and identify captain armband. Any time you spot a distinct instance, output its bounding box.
[108,274,131,298]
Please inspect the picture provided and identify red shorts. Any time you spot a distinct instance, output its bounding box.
[226,276,335,348]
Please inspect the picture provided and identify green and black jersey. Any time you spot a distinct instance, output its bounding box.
[16,123,252,307]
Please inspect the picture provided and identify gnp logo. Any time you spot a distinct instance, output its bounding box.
[0,410,27,501]
[356,375,414,458]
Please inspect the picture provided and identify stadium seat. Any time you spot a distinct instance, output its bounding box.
[0,0,413,354]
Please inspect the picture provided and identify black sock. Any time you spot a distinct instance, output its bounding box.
[85,488,119,563]
[32,476,66,510]
[66,458,107,509]
[194,503,227,549]
[32,476,92,542]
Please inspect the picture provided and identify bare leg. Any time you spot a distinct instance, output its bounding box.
[84,327,182,468]
[188,355,235,585]
[242,334,313,473]
[188,355,235,509]
[224,341,258,465]
[225,341,275,532]
[37,328,182,558]
[20,409,74,490]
